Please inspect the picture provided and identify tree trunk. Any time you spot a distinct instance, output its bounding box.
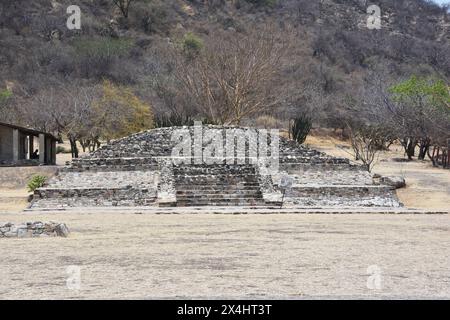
[69,137,79,158]
[402,138,417,160]
[418,138,430,160]
[427,146,438,166]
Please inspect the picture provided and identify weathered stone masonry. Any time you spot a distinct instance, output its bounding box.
[31,126,402,209]
[0,222,69,238]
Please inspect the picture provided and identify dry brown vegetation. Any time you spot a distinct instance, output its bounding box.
[1,0,449,133]
[1,212,449,299]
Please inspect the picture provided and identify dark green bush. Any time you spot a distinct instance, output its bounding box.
[290,116,312,144]
[181,32,204,58]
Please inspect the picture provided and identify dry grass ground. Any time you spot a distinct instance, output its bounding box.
[305,135,450,211]
[0,134,449,299]
[1,134,448,212]
[0,166,58,213]
[0,212,449,299]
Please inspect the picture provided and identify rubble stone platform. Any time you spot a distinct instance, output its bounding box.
[24,206,447,215]
[30,125,405,211]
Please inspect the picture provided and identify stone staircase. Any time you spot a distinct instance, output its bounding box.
[28,125,404,210]
[172,164,268,207]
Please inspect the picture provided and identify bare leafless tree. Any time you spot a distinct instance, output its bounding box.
[347,124,385,172]
[112,0,134,18]
[20,82,99,158]
[172,25,289,125]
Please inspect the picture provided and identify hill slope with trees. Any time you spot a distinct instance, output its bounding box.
[0,0,449,159]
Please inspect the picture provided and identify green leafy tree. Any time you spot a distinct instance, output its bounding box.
[389,76,450,160]
[94,80,154,142]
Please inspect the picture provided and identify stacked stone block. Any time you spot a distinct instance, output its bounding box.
[30,125,402,209]
[0,222,69,238]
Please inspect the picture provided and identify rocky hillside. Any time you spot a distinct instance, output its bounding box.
[0,0,449,126]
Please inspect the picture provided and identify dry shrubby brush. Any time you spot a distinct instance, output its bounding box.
[0,0,448,161]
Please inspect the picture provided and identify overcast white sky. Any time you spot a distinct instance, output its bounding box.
[432,0,449,5]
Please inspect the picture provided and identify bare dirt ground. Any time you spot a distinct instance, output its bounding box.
[305,135,450,211]
[0,212,449,299]
[0,166,58,213]
[1,135,448,212]
[0,140,84,213]
[0,134,449,299]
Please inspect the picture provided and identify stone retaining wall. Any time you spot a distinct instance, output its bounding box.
[30,126,403,209]
[285,185,401,207]
[33,187,157,208]
[67,157,160,172]
[280,165,374,186]
[48,170,158,189]
[0,222,69,238]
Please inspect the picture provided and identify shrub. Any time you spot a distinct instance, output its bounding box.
[56,146,71,154]
[348,124,385,172]
[71,37,135,79]
[289,116,312,144]
[27,175,47,193]
[182,32,203,58]
[72,38,134,58]
[135,3,170,34]
[155,114,194,128]
[0,89,12,105]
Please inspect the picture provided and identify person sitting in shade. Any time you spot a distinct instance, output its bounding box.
[31,149,39,160]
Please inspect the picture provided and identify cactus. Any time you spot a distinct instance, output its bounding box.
[290,116,312,144]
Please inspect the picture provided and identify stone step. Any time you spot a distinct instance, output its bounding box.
[176,194,263,200]
[176,190,262,195]
[173,170,257,175]
[173,165,256,169]
[173,168,256,173]
[174,184,261,190]
[176,199,266,207]
[174,176,258,181]
[173,173,259,178]
[174,182,260,187]
[174,176,259,181]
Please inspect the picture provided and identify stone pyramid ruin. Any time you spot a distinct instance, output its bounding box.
[31,125,402,210]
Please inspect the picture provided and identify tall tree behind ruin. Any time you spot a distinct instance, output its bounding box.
[172,25,289,125]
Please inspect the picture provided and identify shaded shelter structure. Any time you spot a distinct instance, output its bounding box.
[0,122,57,166]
